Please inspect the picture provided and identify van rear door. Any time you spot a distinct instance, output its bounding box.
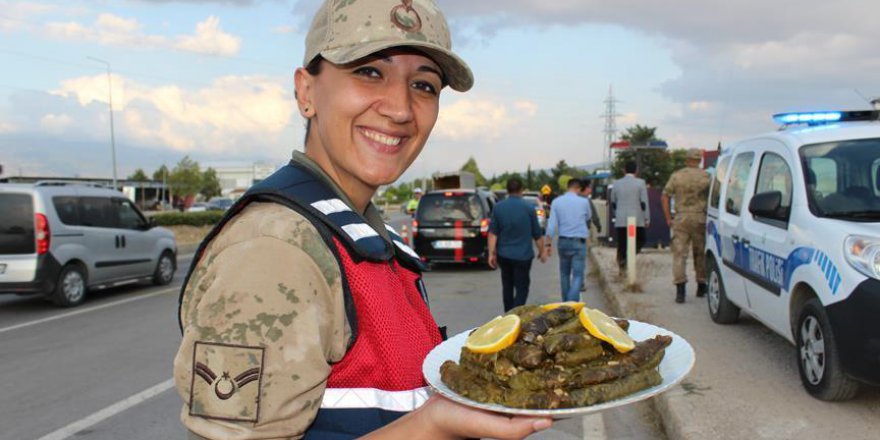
[0,191,37,283]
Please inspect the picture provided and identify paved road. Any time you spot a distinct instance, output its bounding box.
[0,214,666,440]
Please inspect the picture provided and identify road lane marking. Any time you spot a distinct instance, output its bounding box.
[0,286,177,335]
[35,378,175,440]
[582,412,606,439]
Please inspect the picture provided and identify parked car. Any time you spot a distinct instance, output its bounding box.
[0,182,177,307]
[411,189,494,267]
[186,202,208,212]
[705,109,880,400]
[522,194,547,231]
[206,197,234,211]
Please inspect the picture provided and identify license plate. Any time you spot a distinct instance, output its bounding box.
[433,240,462,249]
[0,264,6,275]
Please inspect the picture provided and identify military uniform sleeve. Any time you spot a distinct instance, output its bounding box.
[663,172,678,197]
[173,203,348,440]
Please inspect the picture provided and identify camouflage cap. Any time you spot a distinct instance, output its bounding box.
[687,148,703,161]
[304,0,473,92]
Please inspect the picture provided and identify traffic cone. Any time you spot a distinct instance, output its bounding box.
[401,225,410,245]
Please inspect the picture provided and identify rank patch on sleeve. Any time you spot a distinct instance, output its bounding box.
[189,341,265,422]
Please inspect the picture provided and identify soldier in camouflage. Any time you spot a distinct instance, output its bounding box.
[174,0,553,439]
[662,148,711,303]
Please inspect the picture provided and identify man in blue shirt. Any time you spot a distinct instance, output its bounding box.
[488,178,547,311]
[545,178,592,302]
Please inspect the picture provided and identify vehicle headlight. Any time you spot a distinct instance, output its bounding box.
[844,235,880,280]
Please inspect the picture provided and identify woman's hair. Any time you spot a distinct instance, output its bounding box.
[300,56,324,144]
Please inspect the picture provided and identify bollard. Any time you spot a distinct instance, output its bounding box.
[401,224,410,245]
[626,216,636,285]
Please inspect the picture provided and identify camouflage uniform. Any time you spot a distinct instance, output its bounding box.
[174,155,356,440]
[663,163,710,285]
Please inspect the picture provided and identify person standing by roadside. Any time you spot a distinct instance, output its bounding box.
[173,0,552,438]
[406,187,422,216]
[579,179,602,235]
[662,148,710,303]
[611,161,650,274]
[488,178,547,311]
[578,179,601,292]
[544,178,592,302]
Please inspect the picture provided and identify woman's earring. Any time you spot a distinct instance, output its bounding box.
[304,105,311,115]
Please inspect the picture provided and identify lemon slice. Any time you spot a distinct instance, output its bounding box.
[578,308,635,353]
[464,314,521,354]
[542,301,586,313]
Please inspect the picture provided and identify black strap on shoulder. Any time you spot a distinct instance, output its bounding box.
[176,161,425,337]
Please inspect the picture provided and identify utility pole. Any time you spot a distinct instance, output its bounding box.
[88,56,118,189]
[601,84,621,170]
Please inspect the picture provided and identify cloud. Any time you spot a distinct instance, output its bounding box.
[434,97,539,141]
[0,121,16,133]
[271,24,297,34]
[174,16,241,56]
[0,1,54,32]
[47,73,294,152]
[43,14,241,56]
[40,113,73,133]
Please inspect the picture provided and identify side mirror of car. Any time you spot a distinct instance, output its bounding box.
[749,191,783,220]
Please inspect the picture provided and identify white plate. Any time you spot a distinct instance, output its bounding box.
[422,320,694,418]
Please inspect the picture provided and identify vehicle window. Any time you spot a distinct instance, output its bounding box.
[808,157,837,196]
[0,194,35,254]
[79,197,116,228]
[753,153,792,224]
[418,194,483,221]
[801,138,880,219]
[53,196,81,225]
[710,156,731,209]
[724,152,754,216]
[115,198,146,230]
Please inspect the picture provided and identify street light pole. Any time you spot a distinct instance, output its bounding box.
[87,56,118,189]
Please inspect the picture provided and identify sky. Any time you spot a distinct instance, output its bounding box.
[1,0,878,183]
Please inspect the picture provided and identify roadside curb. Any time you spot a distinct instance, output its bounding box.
[588,245,689,440]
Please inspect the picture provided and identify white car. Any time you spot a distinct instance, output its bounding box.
[705,109,880,400]
[0,182,177,307]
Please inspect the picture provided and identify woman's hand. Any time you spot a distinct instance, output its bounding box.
[362,394,552,440]
[414,395,553,440]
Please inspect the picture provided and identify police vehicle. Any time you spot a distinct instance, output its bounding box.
[705,109,880,400]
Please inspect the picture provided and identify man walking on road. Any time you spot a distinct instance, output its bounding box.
[545,178,592,302]
[488,178,547,311]
[662,148,710,303]
[611,161,650,274]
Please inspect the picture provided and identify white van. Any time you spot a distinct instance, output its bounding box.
[705,110,880,400]
[0,182,177,307]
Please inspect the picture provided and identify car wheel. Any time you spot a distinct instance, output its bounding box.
[706,257,739,324]
[796,298,859,401]
[153,251,176,286]
[51,264,87,307]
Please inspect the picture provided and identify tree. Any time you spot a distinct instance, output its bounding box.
[611,124,682,187]
[460,156,487,186]
[621,124,659,145]
[169,156,203,198]
[200,168,222,199]
[526,164,534,190]
[128,168,149,182]
[153,165,170,182]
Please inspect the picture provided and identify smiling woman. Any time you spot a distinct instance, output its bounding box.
[172,1,552,439]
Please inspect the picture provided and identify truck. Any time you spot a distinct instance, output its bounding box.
[431,171,475,190]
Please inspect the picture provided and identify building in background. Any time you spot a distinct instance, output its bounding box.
[203,161,280,199]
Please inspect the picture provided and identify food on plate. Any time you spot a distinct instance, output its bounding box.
[440,304,672,409]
